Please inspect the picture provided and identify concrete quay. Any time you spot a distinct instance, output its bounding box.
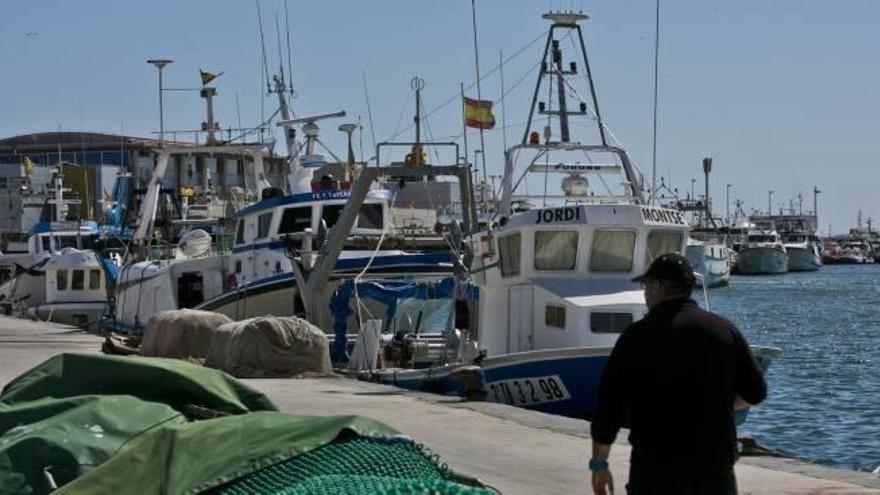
[0,316,878,494]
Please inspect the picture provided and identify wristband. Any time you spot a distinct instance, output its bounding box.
[588,458,609,472]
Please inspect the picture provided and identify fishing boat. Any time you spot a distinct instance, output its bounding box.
[735,221,788,274]
[360,11,779,420]
[686,236,731,288]
[783,232,822,271]
[0,168,115,327]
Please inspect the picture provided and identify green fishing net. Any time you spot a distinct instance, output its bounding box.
[210,435,495,495]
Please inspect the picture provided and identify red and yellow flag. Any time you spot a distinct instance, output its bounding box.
[464,97,496,129]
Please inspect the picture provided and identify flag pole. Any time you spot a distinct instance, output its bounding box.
[471,0,488,213]
[461,82,470,172]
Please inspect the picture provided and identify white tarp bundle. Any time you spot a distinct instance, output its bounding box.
[204,315,332,378]
[140,309,232,359]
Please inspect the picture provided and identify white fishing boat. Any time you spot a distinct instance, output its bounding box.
[0,168,114,327]
[108,75,468,334]
[685,236,731,288]
[359,11,779,419]
[783,232,822,272]
[735,221,788,274]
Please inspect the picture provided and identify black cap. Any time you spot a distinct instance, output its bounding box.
[632,253,696,285]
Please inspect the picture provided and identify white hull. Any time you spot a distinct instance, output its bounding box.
[28,301,107,330]
[685,244,730,288]
[736,247,788,274]
[786,246,821,272]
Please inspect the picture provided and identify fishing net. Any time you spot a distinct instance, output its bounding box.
[210,435,495,495]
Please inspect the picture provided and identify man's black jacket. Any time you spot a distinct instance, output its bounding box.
[590,298,767,472]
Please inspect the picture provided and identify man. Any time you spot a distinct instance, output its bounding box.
[589,253,767,495]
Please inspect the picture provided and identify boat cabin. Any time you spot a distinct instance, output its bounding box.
[474,203,689,356]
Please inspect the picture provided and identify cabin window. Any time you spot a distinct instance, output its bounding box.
[71,270,85,291]
[645,230,684,265]
[321,204,345,228]
[41,236,50,252]
[89,269,102,290]
[81,235,96,250]
[56,236,78,250]
[589,230,636,272]
[56,270,68,291]
[498,233,521,277]
[257,213,273,239]
[534,231,578,271]
[235,219,245,245]
[357,203,384,229]
[590,312,633,333]
[278,206,312,234]
[545,305,566,329]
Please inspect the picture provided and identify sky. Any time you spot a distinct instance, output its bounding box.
[1,0,878,234]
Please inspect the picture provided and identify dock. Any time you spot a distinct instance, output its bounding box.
[1,316,878,494]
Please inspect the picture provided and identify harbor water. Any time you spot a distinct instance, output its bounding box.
[708,265,880,471]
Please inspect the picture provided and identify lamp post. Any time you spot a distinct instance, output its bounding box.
[767,190,773,215]
[147,59,173,143]
[690,178,696,200]
[726,184,732,225]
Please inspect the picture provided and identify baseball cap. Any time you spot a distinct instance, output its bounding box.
[632,252,696,284]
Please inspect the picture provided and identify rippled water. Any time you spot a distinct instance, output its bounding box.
[706,265,880,471]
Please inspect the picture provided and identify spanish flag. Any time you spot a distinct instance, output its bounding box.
[200,69,223,86]
[464,97,496,129]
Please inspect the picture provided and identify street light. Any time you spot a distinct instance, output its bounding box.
[726,184,732,225]
[767,190,773,215]
[147,59,174,143]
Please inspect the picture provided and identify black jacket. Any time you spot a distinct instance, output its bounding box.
[591,298,767,472]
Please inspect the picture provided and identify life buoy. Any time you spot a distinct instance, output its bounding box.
[225,273,238,290]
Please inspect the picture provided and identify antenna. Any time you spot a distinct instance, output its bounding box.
[275,14,286,85]
[255,0,271,94]
[284,0,294,96]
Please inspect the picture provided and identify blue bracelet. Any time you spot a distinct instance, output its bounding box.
[589,458,609,472]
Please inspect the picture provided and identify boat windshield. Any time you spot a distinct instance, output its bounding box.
[748,235,775,243]
[785,235,806,243]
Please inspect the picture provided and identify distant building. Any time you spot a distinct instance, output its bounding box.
[0,132,285,251]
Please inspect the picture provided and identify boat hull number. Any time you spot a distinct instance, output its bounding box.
[535,207,581,224]
[486,375,571,406]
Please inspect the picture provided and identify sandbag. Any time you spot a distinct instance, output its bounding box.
[140,309,232,359]
[205,315,333,378]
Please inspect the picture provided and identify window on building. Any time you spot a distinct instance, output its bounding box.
[357,203,384,229]
[257,213,273,239]
[235,219,245,245]
[589,230,636,272]
[321,204,345,228]
[534,231,578,271]
[56,270,68,291]
[278,206,312,234]
[89,269,102,290]
[498,233,521,277]
[590,312,634,333]
[71,270,85,290]
[545,305,566,329]
[645,230,684,265]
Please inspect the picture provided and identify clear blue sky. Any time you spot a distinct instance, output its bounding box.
[2,0,878,234]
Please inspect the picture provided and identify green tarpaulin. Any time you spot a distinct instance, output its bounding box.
[0,353,491,495]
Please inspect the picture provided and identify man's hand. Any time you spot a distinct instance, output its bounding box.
[591,469,614,495]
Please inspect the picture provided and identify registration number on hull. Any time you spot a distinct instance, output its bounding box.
[486,375,571,406]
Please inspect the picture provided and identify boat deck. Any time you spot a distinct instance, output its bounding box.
[0,316,877,494]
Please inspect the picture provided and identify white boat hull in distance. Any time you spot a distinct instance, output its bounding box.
[27,301,107,330]
[786,246,821,272]
[685,244,730,288]
[736,247,788,275]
